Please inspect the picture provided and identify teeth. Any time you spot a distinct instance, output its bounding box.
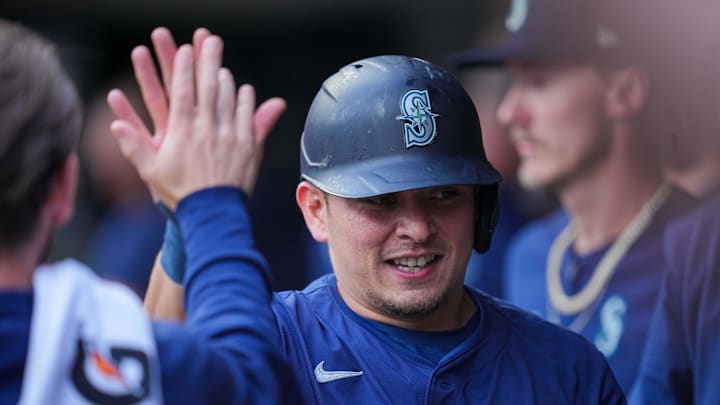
[392,255,436,272]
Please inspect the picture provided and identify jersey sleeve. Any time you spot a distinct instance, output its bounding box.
[152,187,297,404]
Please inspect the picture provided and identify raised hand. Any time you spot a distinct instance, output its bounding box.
[107,29,286,210]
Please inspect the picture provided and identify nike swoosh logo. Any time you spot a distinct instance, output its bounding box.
[314,361,364,383]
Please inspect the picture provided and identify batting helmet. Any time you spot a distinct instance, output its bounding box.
[300,55,502,252]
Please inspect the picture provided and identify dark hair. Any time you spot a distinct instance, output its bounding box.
[0,19,82,247]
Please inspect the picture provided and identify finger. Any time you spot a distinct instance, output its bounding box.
[192,28,212,101]
[197,36,223,136]
[217,68,236,138]
[151,27,178,96]
[168,45,196,136]
[192,27,212,64]
[235,85,258,195]
[131,46,169,136]
[107,89,154,140]
[253,97,287,146]
[109,119,156,180]
[235,84,256,143]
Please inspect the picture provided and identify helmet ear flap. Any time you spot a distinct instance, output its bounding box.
[474,186,500,253]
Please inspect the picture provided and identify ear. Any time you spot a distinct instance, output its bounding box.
[46,154,79,227]
[604,66,649,120]
[296,181,329,242]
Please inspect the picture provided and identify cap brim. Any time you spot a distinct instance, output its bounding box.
[448,37,582,68]
[449,48,514,68]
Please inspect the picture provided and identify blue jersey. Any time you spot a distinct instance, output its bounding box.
[632,189,720,404]
[503,188,694,393]
[0,188,295,404]
[272,274,624,404]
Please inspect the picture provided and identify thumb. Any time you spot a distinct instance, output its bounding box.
[109,119,157,182]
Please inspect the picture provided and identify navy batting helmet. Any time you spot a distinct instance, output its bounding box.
[300,55,502,252]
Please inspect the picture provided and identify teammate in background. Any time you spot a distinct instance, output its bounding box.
[137,29,625,403]
[0,20,294,403]
[81,75,165,296]
[630,3,720,403]
[450,0,694,393]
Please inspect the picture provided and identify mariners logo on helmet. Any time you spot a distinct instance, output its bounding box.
[505,0,529,32]
[395,89,440,148]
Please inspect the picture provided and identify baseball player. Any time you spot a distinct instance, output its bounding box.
[628,3,720,403]
[450,0,695,394]
[0,20,295,404]
[137,28,626,403]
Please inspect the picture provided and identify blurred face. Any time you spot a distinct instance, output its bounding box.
[496,63,612,191]
[322,185,476,328]
[82,102,145,201]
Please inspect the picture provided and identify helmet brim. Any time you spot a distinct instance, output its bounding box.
[301,153,502,199]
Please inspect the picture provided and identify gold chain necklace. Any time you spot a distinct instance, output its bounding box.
[546,184,671,316]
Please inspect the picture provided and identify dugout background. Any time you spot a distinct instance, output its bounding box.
[1,0,508,290]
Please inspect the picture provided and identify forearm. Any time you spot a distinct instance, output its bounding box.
[144,254,185,321]
[165,187,284,403]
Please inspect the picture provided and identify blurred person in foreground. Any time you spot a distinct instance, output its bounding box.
[450,0,695,393]
[630,2,720,403]
[0,19,294,403]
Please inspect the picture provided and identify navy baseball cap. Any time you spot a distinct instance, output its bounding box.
[450,0,635,67]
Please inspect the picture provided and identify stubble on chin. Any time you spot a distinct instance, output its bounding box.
[366,287,450,320]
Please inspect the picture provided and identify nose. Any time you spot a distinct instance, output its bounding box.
[496,85,530,129]
[394,201,435,243]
